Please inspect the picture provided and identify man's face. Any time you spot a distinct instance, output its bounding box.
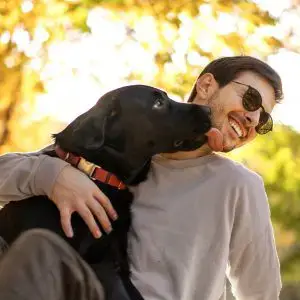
[193,71,276,153]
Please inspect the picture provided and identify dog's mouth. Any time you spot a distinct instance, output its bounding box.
[172,128,223,152]
[172,135,207,152]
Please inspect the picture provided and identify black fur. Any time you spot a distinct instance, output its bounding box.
[0,85,212,299]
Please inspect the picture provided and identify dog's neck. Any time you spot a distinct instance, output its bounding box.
[54,138,151,185]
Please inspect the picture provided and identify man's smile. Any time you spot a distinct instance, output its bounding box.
[228,116,247,139]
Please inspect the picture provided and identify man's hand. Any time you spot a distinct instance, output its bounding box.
[50,165,118,238]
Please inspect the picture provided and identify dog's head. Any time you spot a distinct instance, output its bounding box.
[55,85,212,180]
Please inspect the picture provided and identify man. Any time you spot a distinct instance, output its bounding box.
[0,56,282,299]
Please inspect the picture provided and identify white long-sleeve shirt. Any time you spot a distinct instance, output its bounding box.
[0,150,281,299]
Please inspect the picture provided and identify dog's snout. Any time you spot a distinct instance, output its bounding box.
[203,120,211,131]
[202,106,211,116]
[191,104,211,118]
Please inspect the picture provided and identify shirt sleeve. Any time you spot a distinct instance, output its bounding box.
[0,151,69,206]
[227,174,282,300]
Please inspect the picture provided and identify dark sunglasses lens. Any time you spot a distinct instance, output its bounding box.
[243,87,262,111]
[256,113,273,135]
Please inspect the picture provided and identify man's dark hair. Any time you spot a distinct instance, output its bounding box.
[187,56,283,103]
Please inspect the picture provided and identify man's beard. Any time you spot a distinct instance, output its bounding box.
[207,91,236,153]
[207,90,224,132]
[222,145,235,153]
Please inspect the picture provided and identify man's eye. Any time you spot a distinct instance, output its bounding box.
[153,99,164,108]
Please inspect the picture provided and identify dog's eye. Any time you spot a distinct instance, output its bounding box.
[153,98,164,109]
[109,109,118,117]
[173,140,184,148]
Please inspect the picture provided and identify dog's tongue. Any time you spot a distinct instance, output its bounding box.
[205,128,223,152]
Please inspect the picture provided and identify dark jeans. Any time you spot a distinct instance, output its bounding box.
[0,229,105,300]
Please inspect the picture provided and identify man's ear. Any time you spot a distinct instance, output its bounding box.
[195,73,218,102]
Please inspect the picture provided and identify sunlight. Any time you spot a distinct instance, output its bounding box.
[33,9,158,123]
[21,0,33,13]
[29,1,300,133]
[269,50,300,131]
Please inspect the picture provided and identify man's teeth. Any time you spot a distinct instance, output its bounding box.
[229,119,243,138]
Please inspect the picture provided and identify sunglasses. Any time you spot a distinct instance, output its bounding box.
[232,81,273,135]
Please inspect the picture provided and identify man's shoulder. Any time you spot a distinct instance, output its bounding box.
[212,154,263,187]
[214,155,270,224]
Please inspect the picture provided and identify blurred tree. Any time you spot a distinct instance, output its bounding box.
[0,0,284,152]
[0,0,90,151]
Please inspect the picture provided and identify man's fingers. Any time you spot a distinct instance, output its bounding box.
[77,204,102,239]
[88,199,112,234]
[51,165,117,238]
[60,206,74,238]
[93,190,118,221]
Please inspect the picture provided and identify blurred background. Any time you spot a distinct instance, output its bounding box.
[1,0,300,298]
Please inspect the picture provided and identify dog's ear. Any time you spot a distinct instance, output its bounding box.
[96,91,121,115]
[84,116,108,150]
[79,95,121,151]
[71,112,93,135]
[56,107,107,151]
[106,94,121,119]
[56,92,121,152]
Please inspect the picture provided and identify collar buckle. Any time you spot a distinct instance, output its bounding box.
[77,158,97,178]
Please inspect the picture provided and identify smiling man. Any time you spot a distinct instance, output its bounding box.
[0,56,282,300]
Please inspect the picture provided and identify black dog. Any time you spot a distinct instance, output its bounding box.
[0,85,212,299]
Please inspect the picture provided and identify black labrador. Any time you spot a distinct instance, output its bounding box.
[0,85,212,299]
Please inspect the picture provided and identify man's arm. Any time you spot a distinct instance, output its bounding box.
[0,152,68,205]
[0,151,117,238]
[227,175,281,300]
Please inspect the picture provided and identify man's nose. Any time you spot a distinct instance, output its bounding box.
[244,110,260,127]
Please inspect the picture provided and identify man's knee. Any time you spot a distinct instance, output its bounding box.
[11,229,68,258]
[0,229,65,286]
[20,228,61,241]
